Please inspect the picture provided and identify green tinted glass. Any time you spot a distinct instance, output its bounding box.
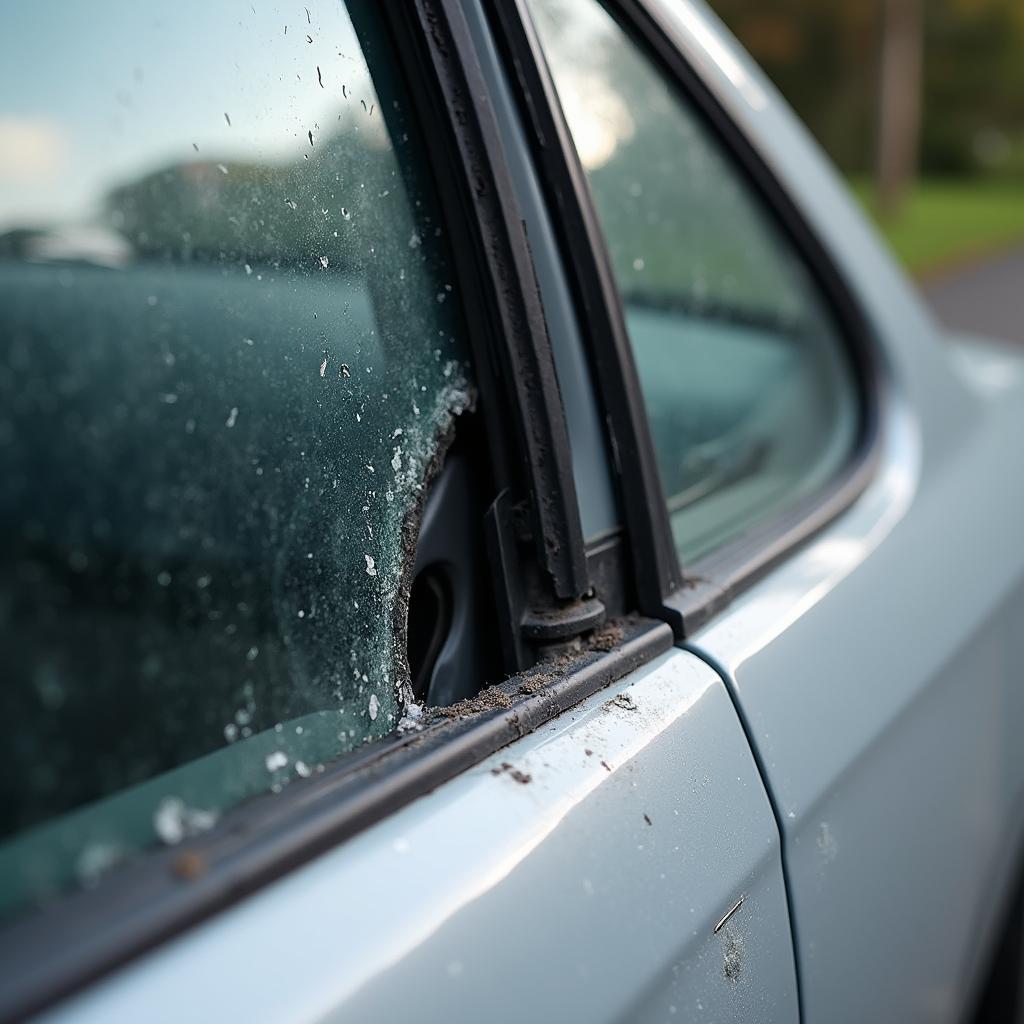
[0,0,472,914]
[529,0,858,563]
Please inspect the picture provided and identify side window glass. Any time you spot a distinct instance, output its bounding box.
[528,0,859,564]
[0,1,472,914]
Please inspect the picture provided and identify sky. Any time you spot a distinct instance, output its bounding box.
[0,0,384,232]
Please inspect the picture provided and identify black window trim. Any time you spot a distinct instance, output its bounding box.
[485,0,886,638]
[0,3,673,1019]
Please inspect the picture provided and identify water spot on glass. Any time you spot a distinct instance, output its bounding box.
[319,352,328,377]
[196,574,211,589]
[157,570,172,587]
[225,406,239,428]
[265,750,288,772]
[408,231,421,249]
[75,842,124,888]
[223,723,238,743]
[297,609,305,618]
[633,257,645,271]
[244,264,252,276]
[217,163,229,175]
[146,295,158,307]
[154,797,217,845]
[368,693,379,720]
[341,207,351,220]
[364,554,377,577]
[319,255,329,269]
[185,418,196,434]
[242,336,254,346]
[295,760,312,778]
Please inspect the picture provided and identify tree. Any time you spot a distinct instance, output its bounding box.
[875,0,924,216]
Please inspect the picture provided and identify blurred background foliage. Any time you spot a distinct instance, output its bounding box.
[712,0,1024,275]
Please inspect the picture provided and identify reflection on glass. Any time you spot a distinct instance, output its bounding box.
[0,1,472,913]
[530,0,858,562]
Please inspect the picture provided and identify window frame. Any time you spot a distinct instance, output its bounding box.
[485,0,885,637]
[0,3,670,1020]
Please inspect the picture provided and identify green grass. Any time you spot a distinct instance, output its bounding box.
[849,179,1024,277]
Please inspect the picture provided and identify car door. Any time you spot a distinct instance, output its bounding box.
[515,1,1024,1022]
[0,3,801,1023]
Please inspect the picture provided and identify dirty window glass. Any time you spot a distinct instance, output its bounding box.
[0,1,472,914]
[529,0,858,563]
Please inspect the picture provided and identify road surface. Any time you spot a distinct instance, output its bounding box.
[923,247,1024,344]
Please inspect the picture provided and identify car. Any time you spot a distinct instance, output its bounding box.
[1,0,1023,1021]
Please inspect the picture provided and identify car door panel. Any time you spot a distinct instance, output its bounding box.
[38,648,798,1024]
[520,0,1024,1016]
[688,366,1024,1023]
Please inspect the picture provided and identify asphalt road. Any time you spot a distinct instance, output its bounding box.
[923,247,1024,344]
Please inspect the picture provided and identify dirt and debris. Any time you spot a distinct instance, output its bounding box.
[432,684,514,719]
[605,692,638,713]
[171,849,206,881]
[584,748,593,757]
[490,761,531,785]
[722,929,744,982]
[600,760,612,772]
[588,621,625,652]
[517,671,554,695]
[420,614,638,724]
[643,813,652,826]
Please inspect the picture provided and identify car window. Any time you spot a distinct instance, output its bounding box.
[528,0,859,564]
[0,0,473,915]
